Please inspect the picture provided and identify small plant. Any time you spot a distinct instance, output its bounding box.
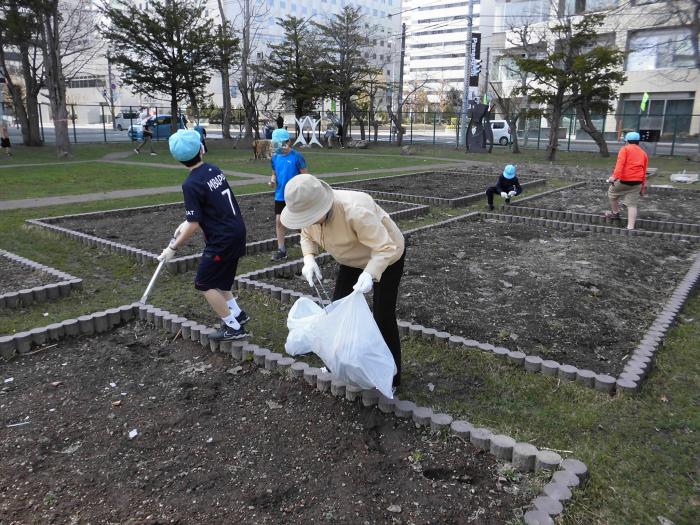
[409,450,424,463]
[43,492,57,506]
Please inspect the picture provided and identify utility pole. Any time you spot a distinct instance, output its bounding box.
[458,0,474,149]
[396,22,406,145]
[241,0,251,138]
[107,52,116,129]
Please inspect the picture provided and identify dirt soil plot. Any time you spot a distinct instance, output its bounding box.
[0,257,59,295]
[48,196,414,257]
[520,184,700,225]
[262,219,696,376]
[0,323,535,523]
[334,172,538,200]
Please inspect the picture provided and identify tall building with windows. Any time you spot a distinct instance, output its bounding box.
[490,0,699,141]
[402,1,496,104]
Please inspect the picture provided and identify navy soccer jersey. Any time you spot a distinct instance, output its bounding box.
[182,162,246,255]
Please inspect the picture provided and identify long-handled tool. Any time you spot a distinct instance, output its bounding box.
[139,259,166,304]
[311,274,332,313]
[139,232,178,304]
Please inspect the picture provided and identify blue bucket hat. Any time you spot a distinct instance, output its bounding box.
[625,131,640,142]
[272,128,290,142]
[169,129,202,161]
[503,164,517,179]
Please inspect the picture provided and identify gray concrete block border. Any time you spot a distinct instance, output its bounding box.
[237,209,700,395]
[26,192,429,274]
[0,301,589,521]
[503,180,700,235]
[331,169,548,207]
[0,249,83,310]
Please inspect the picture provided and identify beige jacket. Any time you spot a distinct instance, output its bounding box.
[300,190,405,281]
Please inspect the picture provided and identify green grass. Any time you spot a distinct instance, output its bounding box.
[1,162,251,200]
[0,167,698,524]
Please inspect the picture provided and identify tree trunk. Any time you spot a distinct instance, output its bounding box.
[546,106,561,162]
[240,0,253,139]
[220,67,232,139]
[349,103,365,141]
[507,116,520,154]
[40,6,71,158]
[576,105,609,157]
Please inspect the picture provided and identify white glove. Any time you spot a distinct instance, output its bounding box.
[174,221,189,238]
[158,246,176,262]
[500,192,508,199]
[353,271,374,294]
[508,190,516,198]
[301,255,322,287]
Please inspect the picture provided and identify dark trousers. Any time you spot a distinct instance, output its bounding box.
[332,250,406,386]
[485,186,505,208]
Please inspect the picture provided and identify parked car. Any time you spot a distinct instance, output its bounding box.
[114,111,140,131]
[127,114,187,140]
[490,120,512,146]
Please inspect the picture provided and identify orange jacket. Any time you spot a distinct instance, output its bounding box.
[613,144,648,188]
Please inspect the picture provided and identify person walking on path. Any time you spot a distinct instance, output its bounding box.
[276,113,284,129]
[281,174,406,388]
[158,129,250,341]
[134,110,156,155]
[605,131,648,230]
[269,128,308,261]
[485,164,522,211]
[1,124,12,157]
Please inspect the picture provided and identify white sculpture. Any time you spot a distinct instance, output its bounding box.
[293,115,323,148]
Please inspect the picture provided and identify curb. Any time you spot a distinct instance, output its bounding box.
[0,249,83,310]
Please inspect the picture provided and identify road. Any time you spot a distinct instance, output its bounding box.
[4,124,697,157]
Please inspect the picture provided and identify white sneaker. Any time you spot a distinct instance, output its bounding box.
[150,152,157,156]
[133,149,139,154]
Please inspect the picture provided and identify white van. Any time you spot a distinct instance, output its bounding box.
[114,111,140,131]
[490,120,512,146]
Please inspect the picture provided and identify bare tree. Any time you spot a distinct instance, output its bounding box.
[215,0,240,139]
[386,78,428,147]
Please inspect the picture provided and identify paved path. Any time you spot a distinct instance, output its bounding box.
[0,161,464,211]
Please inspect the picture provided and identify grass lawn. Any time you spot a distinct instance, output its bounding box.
[0,185,698,524]
[0,162,250,200]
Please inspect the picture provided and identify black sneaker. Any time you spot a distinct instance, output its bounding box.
[209,325,248,341]
[271,249,287,261]
[487,205,495,211]
[236,310,250,326]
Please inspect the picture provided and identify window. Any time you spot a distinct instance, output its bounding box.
[302,6,307,14]
[386,70,391,75]
[620,95,695,136]
[492,122,505,129]
[67,75,105,89]
[627,28,694,70]
[291,3,296,11]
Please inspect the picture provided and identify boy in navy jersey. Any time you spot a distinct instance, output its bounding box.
[159,129,249,341]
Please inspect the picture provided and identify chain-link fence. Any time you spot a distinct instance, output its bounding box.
[1,102,698,156]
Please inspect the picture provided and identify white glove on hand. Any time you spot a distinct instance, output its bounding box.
[500,191,508,199]
[158,246,176,262]
[174,221,189,238]
[353,271,374,294]
[508,190,516,198]
[301,255,322,287]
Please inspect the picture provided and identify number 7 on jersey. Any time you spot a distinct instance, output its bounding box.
[221,188,236,215]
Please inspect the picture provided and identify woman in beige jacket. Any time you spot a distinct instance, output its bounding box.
[281,174,406,387]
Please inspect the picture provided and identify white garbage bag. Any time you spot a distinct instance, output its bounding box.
[285,291,397,398]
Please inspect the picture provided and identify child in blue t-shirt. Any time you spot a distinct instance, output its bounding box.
[269,128,308,260]
[157,129,249,342]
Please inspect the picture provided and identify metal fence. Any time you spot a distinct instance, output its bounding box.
[1,102,698,157]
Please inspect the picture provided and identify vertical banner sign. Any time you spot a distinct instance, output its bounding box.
[640,92,649,111]
[469,33,481,87]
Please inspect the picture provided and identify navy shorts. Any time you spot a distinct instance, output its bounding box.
[274,200,286,215]
[194,247,240,292]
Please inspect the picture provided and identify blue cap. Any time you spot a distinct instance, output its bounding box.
[272,128,290,142]
[169,129,202,161]
[503,164,517,179]
[625,131,640,142]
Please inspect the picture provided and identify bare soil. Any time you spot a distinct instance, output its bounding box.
[262,218,697,376]
[48,195,412,257]
[334,172,538,199]
[0,257,59,295]
[520,184,700,224]
[0,322,535,524]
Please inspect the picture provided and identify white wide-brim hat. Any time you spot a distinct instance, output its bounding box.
[281,174,334,229]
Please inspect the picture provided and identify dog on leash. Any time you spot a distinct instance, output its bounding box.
[252,139,272,160]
